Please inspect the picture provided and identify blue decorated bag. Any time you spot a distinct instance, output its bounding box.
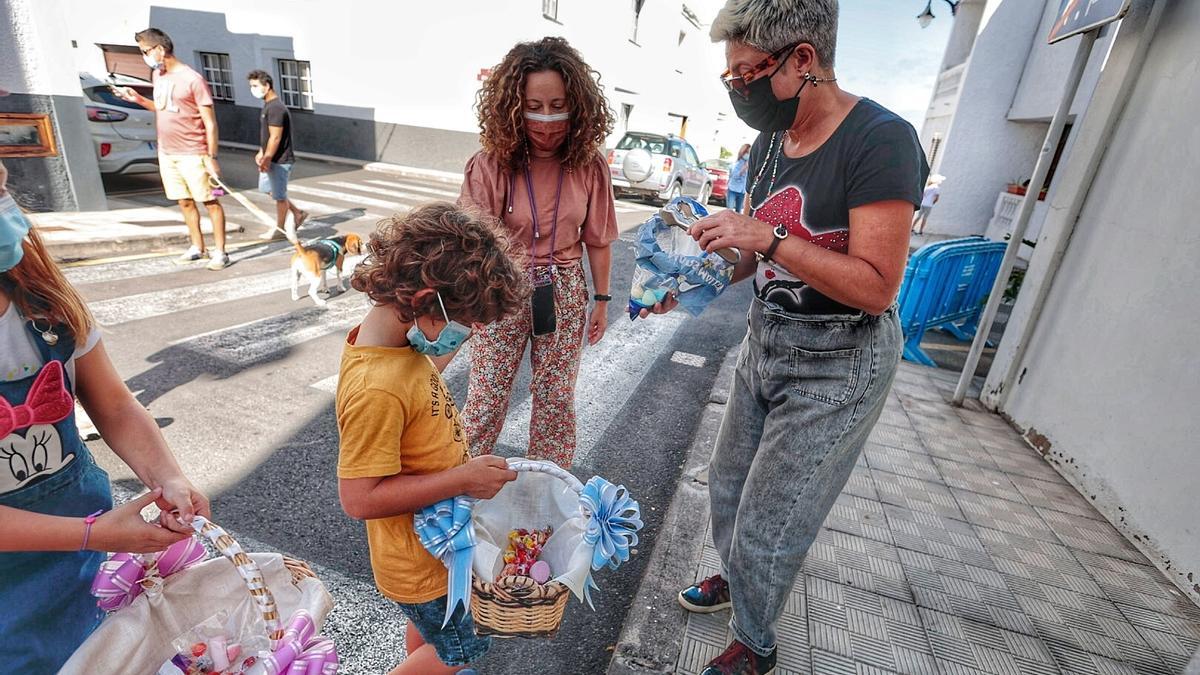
[628,197,739,320]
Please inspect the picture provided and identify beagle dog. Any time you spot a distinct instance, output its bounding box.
[290,233,364,306]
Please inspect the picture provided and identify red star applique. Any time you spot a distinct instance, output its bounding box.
[754,186,849,253]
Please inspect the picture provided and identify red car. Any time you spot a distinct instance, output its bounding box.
[703,159,731,205]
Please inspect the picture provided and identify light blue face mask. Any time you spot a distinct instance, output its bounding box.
[0,195,31,273]
[407,291,472,357]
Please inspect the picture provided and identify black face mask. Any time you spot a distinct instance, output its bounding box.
[729,74,812,132]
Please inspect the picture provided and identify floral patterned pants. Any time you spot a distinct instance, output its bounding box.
[462,262,588,468]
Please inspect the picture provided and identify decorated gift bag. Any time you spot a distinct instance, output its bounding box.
[628,196,739,320]
[416,459,643,639]
[61,516,337,675]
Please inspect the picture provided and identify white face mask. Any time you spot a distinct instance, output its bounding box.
[141,48,161,71]
[250,85,266,99]
[524,111,571,123]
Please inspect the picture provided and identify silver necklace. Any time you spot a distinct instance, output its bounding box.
[747,131,785,214]
[30,318,58,345]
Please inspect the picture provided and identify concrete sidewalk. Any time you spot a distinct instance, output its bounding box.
[612,362,1200,674]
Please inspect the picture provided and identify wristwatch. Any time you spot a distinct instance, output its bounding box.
[758,224,789,262]
[593,293,612,302]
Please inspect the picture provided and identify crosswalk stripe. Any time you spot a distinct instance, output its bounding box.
[288,184,410,212]
[89,268,293,326]
[361,179,460,199]
[172,295,368,366]
[88,253,367,325]
[494,309,688,468]
[320,180,450,205]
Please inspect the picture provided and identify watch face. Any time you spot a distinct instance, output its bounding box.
[774,224,789,239]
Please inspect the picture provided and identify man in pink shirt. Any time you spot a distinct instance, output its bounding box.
[113,28,229,270]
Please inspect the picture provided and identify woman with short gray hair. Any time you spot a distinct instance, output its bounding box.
[643,1,928,673]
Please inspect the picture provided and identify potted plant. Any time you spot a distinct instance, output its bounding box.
[1005,179,1047,201]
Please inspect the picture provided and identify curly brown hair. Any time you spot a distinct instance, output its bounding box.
[476,36,614,172]
[351,203,529,324]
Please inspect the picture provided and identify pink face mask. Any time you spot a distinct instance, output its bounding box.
[525,111,570,153]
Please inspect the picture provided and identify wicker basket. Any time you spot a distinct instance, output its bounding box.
[469,460,585,639]
[61,516,335,674]
[470,574,571,638]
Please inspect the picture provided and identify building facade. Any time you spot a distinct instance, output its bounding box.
[5,0,748,190]
[922,0,1200,602]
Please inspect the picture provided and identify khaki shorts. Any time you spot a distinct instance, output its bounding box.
[159,153,215,202]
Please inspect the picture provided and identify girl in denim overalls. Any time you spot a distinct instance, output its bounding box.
[0,170,209,672]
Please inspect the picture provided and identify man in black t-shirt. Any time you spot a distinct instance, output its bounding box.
[247,70,307,240]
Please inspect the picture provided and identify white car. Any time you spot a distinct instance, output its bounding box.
[607,132,712,205]
[79,72,158,175]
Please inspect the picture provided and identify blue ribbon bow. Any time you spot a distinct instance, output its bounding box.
[415,496,477,627]
[579,477,644,604]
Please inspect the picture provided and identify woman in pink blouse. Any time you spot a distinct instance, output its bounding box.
[458,37,618,469]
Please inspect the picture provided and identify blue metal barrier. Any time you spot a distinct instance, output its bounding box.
[898,238,1007,367]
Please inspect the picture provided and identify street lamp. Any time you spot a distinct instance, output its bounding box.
[917,0,960,28]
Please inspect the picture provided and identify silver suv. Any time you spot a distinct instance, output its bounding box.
[607,132,712,205]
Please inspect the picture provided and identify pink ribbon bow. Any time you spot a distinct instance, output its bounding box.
[246,611,339,675]
[0,360,73,438]
[91,536,207,611]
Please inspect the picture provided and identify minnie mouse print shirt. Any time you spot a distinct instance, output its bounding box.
[746,98,928,315]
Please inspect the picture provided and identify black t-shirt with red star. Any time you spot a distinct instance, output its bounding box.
[747,98,928,314]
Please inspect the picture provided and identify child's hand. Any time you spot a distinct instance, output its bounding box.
[457,456,518,499]
[88,488,190,553]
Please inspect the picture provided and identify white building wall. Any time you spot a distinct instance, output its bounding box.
[59,0,741,161]
[1000,0,1200,600]
[924,0,1050,236]
[925,0,1117,238]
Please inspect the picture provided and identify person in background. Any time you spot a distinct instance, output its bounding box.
[912,174,944,234]
[726,143,751,212]
[457,37,618,469]
[112,28,230,270]
[247,69,308,241]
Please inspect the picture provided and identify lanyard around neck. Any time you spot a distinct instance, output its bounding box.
[524,163,565,266]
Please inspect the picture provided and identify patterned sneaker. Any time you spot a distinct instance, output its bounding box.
[678,573,732,613]
[700,640,776,675]
[176,245,204,264]
[205,250,230,270]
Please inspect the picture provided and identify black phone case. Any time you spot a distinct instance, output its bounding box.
[531,283,557,336]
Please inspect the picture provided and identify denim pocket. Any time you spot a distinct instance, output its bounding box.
[789,346,861,405]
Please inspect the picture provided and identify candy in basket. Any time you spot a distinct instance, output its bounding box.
[416,459,643,639]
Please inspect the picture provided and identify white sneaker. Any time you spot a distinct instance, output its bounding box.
[206,250,230,270]
[176,245,204,263]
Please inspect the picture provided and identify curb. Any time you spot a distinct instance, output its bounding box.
[606,345,739,675]
[44,224,253,263]
[218,141,465,185]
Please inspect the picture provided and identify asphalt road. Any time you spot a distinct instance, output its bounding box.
[77,160,752,674]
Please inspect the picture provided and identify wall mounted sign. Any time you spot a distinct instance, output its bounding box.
[1049,0,1133,44]
[0,113,58,158]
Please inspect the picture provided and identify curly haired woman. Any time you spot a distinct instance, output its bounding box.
[458,37,618,469]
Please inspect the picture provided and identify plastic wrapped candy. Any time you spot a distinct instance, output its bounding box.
[498,526,553,580]
[628,197,738,320]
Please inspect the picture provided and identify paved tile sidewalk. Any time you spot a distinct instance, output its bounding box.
[677,363,1200,674]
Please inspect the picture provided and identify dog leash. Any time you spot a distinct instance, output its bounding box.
[208,175,297,243]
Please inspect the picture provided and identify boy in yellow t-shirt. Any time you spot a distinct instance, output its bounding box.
[336,203,529,674]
